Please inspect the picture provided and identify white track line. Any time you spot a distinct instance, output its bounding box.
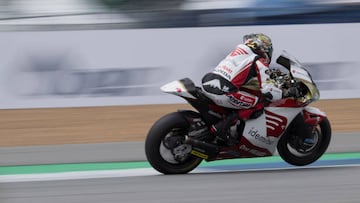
[1,164,360,183]
[0,168,160,183]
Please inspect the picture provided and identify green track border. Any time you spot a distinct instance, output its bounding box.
[1,152,359,175]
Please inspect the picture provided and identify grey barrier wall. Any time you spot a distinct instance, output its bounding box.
[0,23,359,109]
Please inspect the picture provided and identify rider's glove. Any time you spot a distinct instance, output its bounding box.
[283,86,300,98]
[262,92,273,103]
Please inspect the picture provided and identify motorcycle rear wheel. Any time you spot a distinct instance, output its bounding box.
[277,117,331,166]
[145,112,203,174]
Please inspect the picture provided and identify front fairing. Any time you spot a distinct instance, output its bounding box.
[277,51,320,105]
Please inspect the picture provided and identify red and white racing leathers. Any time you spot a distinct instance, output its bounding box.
[201,44,282,119]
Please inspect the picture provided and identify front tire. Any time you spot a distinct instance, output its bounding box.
[277,117,331,166]
[145,112,203,174]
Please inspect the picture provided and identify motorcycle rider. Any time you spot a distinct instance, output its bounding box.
[201,33,310,145]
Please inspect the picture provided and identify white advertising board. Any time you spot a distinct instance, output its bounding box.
[0,23,359,109]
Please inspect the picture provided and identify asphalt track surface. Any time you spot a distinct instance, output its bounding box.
[1,154,360,203]
[1,132,359,165]
[1,133,360,203]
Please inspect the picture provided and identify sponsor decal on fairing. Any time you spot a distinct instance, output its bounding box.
[227,94,252,108]
[265,110,287,137]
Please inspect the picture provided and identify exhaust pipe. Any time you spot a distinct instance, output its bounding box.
[185,137,219,159]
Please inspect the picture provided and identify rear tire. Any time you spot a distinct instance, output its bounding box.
[277,117,331,166]
[145,112,203,174]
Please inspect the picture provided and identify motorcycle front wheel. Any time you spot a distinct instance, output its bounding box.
[277,117,331,166]
[145,112,203,174]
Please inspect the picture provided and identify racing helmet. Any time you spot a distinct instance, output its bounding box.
[243,33,273,62]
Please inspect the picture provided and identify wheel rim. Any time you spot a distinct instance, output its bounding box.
[159,130,192,164]
[287,126,321,157]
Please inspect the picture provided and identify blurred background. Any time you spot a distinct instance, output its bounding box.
[0,0,360,174]
[0,0,360,109]
[0,0,359,30]
[0,4,360,202]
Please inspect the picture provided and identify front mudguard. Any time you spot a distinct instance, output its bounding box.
[303,106,327,126]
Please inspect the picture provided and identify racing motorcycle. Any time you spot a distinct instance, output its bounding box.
[145,51,331,174]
